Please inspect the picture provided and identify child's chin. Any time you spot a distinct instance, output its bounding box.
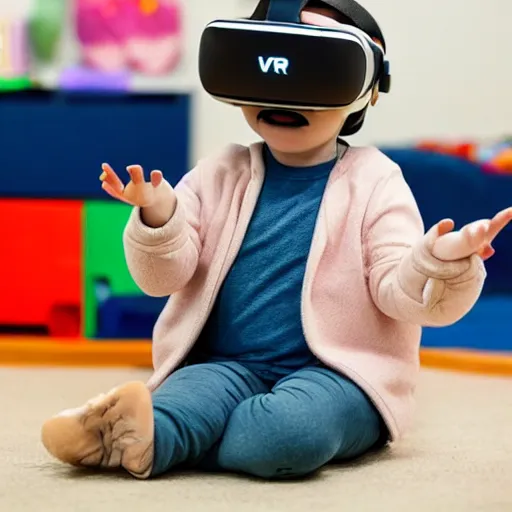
[260,125,312,153]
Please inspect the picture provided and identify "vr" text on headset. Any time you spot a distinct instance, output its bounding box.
[258,56,289,75]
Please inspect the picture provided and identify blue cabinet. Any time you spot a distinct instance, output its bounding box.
[0,91,190,198]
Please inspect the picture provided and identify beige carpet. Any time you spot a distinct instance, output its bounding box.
[0,367,511,512]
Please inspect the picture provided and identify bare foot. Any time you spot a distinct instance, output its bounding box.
[41,381,154,479]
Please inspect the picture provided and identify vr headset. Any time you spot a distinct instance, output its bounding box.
[198,0,391,135]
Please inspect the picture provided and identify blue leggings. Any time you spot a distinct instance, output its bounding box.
[151,362,386,479]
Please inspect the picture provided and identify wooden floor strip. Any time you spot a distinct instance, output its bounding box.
[420,348,512,376]
[0,338,152,368]
[0,338,511,376]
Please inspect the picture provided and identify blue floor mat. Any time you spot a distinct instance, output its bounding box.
[421,296,512,351]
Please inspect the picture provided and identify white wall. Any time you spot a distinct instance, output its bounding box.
[4,0,512,164]
[196,0,512,160]
[194,0,512,160]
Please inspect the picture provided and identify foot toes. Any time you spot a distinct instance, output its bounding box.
[41,414,102,467]
[41,382,154,478]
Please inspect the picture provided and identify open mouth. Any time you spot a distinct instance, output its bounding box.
[257,109,309,128]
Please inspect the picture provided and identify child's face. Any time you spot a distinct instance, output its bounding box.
[240,4,353,157]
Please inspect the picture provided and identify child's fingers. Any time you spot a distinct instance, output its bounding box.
[436,218,455,237]
[478,244,495,261]
[100,173,124,194]
[431,220,487,261]
[423,219,454,254]
[101,163,125,192]
[126,165,145,185]
[487,207,512,243]
[150,170,163,188]
[101,181,133,205]
[462,220,490,253]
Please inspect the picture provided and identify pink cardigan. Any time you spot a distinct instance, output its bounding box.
[123,142,486,441]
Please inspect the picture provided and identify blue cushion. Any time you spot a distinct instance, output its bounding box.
[96,295,168,339]
[421,296,512,352]
[381,148,512,295]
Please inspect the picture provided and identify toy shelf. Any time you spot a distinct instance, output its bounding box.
[32,64,197,95]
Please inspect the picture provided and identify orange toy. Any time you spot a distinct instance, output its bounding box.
[491,148,512,173]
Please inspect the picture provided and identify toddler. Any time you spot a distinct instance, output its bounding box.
[41,0,512,480]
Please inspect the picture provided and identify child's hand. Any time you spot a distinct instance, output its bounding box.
[430,207,512,262]
[100,163,169,207]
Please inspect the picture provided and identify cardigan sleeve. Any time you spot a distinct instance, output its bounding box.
[364,167,486,327]
[123,168,202,297]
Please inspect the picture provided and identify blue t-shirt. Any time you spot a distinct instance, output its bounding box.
[194,145,337,383]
